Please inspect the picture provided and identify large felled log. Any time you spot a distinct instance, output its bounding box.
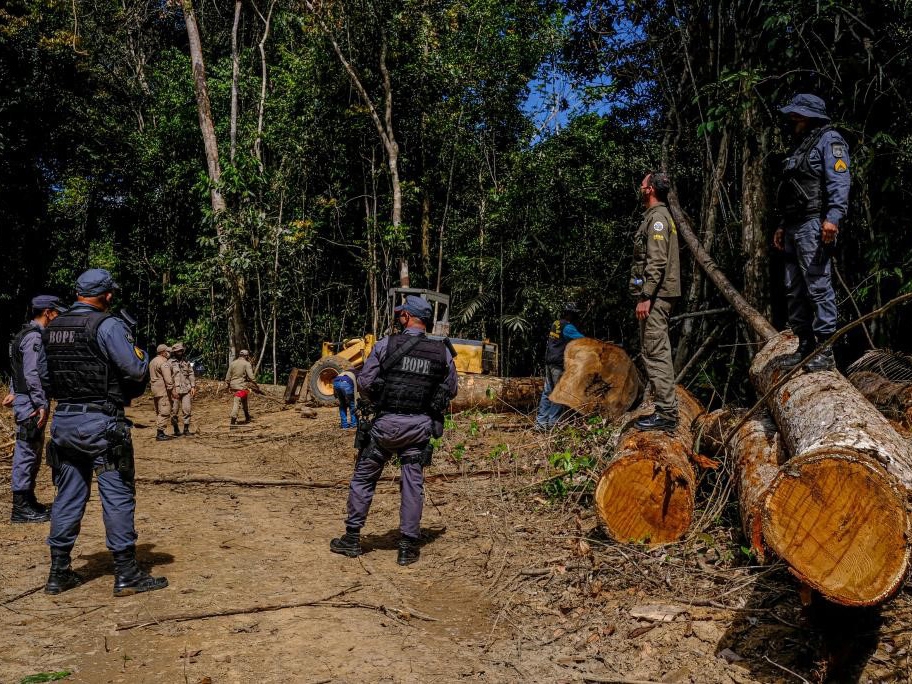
[750,331,912,606]
[846,350,912,428]
[549,338,641,421]
[727,411,785,563]
[449,375,543,413]
[594,386,705,544]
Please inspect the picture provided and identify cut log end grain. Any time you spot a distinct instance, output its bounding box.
[594,386,705,545]
[549,338,641,421]
[762,452,910,607]
[594,432,694,544]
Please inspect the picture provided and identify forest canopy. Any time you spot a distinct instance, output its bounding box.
[2,0,910,405]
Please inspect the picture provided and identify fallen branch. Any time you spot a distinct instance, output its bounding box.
[117,584,366,629]
[2,585,44,606]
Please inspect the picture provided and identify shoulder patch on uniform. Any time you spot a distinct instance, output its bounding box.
[831,142,846,158]
[134,346,146,360]
[834,159,848,173]
[652,221,665,232]
[33,342,41,352]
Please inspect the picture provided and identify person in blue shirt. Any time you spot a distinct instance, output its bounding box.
[3,295,66,523]
[534,303,584,431]
[332,370,358,428]
[773,93,850,372]
[42,269,168,597]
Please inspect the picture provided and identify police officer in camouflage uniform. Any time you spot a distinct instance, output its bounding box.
[43,269,168,596]
[149,344,175,441]
[4,295,66,523]
[168,341,196,436]
[630,172,681,432]
[773,94,850,372]
[330,295,458,566]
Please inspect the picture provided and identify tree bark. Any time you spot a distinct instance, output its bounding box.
[847,371,912,428]
[549,339,641,421]
[594,386,705,545]
[182,0,248,354]
[449,375,543,413]
[229,0,241,164]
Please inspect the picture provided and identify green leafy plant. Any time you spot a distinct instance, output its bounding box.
[20,672,72,684]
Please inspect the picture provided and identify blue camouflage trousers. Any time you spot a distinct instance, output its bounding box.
[783,218,838,341]
[344,442,425,539]
[47,452,137,553]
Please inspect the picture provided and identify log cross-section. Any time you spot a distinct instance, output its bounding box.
[594,387,704,544]
[549,338,641,421]
[750,331,912,606]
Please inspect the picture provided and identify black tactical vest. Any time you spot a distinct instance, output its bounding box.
[378,333,449,415]
[544,319,570,368]
[9,323,41,394]
[44,308,124,406]
[777,125,832,222]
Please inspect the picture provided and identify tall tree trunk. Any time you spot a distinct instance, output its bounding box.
[182,0,247,354]
[229,0,241,163]
[740,97,771,318]
[252,0,276,173]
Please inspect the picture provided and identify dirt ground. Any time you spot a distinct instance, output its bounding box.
[2,383,912,684]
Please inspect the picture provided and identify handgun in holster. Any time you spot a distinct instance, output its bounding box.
[18,415,42,442]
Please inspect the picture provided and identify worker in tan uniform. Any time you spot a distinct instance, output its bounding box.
[149,344,174,441]
[629,171,681,432]
[224,349,256,427]
[168,342,196,436]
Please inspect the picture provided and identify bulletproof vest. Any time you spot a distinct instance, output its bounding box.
[378,333,449,415]
[544,319,570,368]
[9,323,40,394]
[777,125,832,222]
[44,308,124,406]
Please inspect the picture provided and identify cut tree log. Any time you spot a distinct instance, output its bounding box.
[594,386,705,544]
[449,375,543,413]
[727,410,784,563]
[549,338,642,421]
[750,331,912,605]
[845,350,912,428]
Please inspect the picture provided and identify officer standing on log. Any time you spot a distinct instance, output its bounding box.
[330,295,458,566]
[4,295,66,523]
[43,269,168,596]
[630,171,681,432]
[773,94,850,372]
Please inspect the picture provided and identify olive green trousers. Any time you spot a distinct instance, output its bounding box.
[639,297,679,418]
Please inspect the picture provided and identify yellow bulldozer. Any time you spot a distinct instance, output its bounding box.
[285,288,498,406]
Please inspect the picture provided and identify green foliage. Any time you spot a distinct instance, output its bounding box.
[19,672,72,684]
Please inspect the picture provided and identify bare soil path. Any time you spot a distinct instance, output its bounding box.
[2,385,911,683]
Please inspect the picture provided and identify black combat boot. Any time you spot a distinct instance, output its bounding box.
[397,535,421,566]
[634,413,678,432]
[172,418,181,437]
[26,489,49,515]
[183,423,191,436]
[230,417,238,429]
[45,548,84,594]
[804,345,836,373]
[11,491,50,523]
[783,337,815,368]
[330,530,363,557]
[112,547,169,597]
[156,429,171,441]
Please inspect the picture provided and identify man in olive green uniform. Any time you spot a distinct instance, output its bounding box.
[629,171,681,431]
[224,349,256,427]
[168,342,196,436]
[149,344,174,441]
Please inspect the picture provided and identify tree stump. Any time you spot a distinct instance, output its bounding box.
[594,386,705,545]
[549,338,641,421]
[751,331,912,606]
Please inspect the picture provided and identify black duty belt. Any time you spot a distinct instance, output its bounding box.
[55,403,125,418]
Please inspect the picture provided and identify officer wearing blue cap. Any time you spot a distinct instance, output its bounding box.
[330,294,458,566]
[3,295,66,522]
[42,268,168,596]
[773,94,850,372]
